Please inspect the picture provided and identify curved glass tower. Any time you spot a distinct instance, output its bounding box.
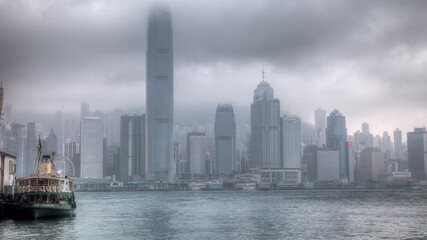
[146,5,175,182]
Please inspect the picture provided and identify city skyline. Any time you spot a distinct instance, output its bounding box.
[1,1,427,139]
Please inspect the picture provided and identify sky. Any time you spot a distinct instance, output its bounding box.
[0,0,426,140]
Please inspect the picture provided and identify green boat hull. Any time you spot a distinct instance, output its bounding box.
[7,203,75,219]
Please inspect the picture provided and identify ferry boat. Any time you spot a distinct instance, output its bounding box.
[9,140,76,219]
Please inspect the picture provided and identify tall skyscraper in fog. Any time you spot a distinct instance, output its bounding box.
[394,128,402,159]
[146,4,174,182]
[81,102,90,120]
[55,111,64,156]
[314,108,326,147]
[250,75,281,169]
[281,115,301,169]
[214,104,236,174]
[326,109,347,178]
[407,127,427,180]
[80,117,103,178]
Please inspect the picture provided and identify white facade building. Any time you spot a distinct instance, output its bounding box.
[281,115,301,169]
[187,132,206,175]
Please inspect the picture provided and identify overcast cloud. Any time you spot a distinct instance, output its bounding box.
[0,0,426,139]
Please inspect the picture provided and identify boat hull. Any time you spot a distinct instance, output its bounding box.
[5,202,75,220]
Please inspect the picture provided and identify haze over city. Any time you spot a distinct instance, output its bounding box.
[1,1,427,239]
[1,0,427,138]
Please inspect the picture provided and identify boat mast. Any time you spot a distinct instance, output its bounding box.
[33,137,43,175]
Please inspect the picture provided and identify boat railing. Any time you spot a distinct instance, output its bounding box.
[15,184,64,194]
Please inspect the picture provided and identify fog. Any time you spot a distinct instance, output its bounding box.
[1,0,427,138]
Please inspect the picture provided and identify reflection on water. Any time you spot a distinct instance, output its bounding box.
[0,216,77,239]
[1,190,427,239]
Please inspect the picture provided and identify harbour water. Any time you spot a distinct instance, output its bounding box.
[1,190,426,239]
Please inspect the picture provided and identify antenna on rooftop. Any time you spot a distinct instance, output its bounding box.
[262,65,265,82]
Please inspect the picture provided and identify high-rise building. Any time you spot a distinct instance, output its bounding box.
[54,111,64,156]
[325,109,347,178]
[107,109,122,146]
[345,142,355,182]
[81,102,90,120]
[317,150,340,181]
[187,132,206,175]
[303,145,317,182]
[105,145,120,178]
[382,131,391,161]
[64,118,78,143]
[373,135,381,149]
[80,117,103,178]
[5,103,12,125]
[362,122,369,135]
[64,141,79,162]
[25,122,37,176]
[146,5,175,182]
[281,115,301,169]
[394,128,402,159]
[43,129,58,155]
[250,76,281,169]
[119,115,146,182]
[359,122,373,149]
[314,108,326,147]
[214,104,236,174]
[407,127,427,180]
[359,148,385,181]
[4,123,25,177]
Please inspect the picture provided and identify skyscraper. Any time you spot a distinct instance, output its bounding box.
[187,132,206,175]
[25,122,37,176]
[80,117,103,178]
[359,148,385,182]
[146,4,175,182]
[362,122,369,134]
[407,127,427,180]
[281,115,301,169]
[119,115,146,182]
[361,122,373,148]
[314,108,326,147]
[5,103,12,125]
[81,102,90,120]
[214,104,236,174]
[107,109,122,146]
[325,109,347,178]
[43,129,58,155]
[394,128,402,159]
[54,111,64,156]
[303,145,317,182]
[382,131,391,161]
[250,75,281,169]
[4,123,25,177]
